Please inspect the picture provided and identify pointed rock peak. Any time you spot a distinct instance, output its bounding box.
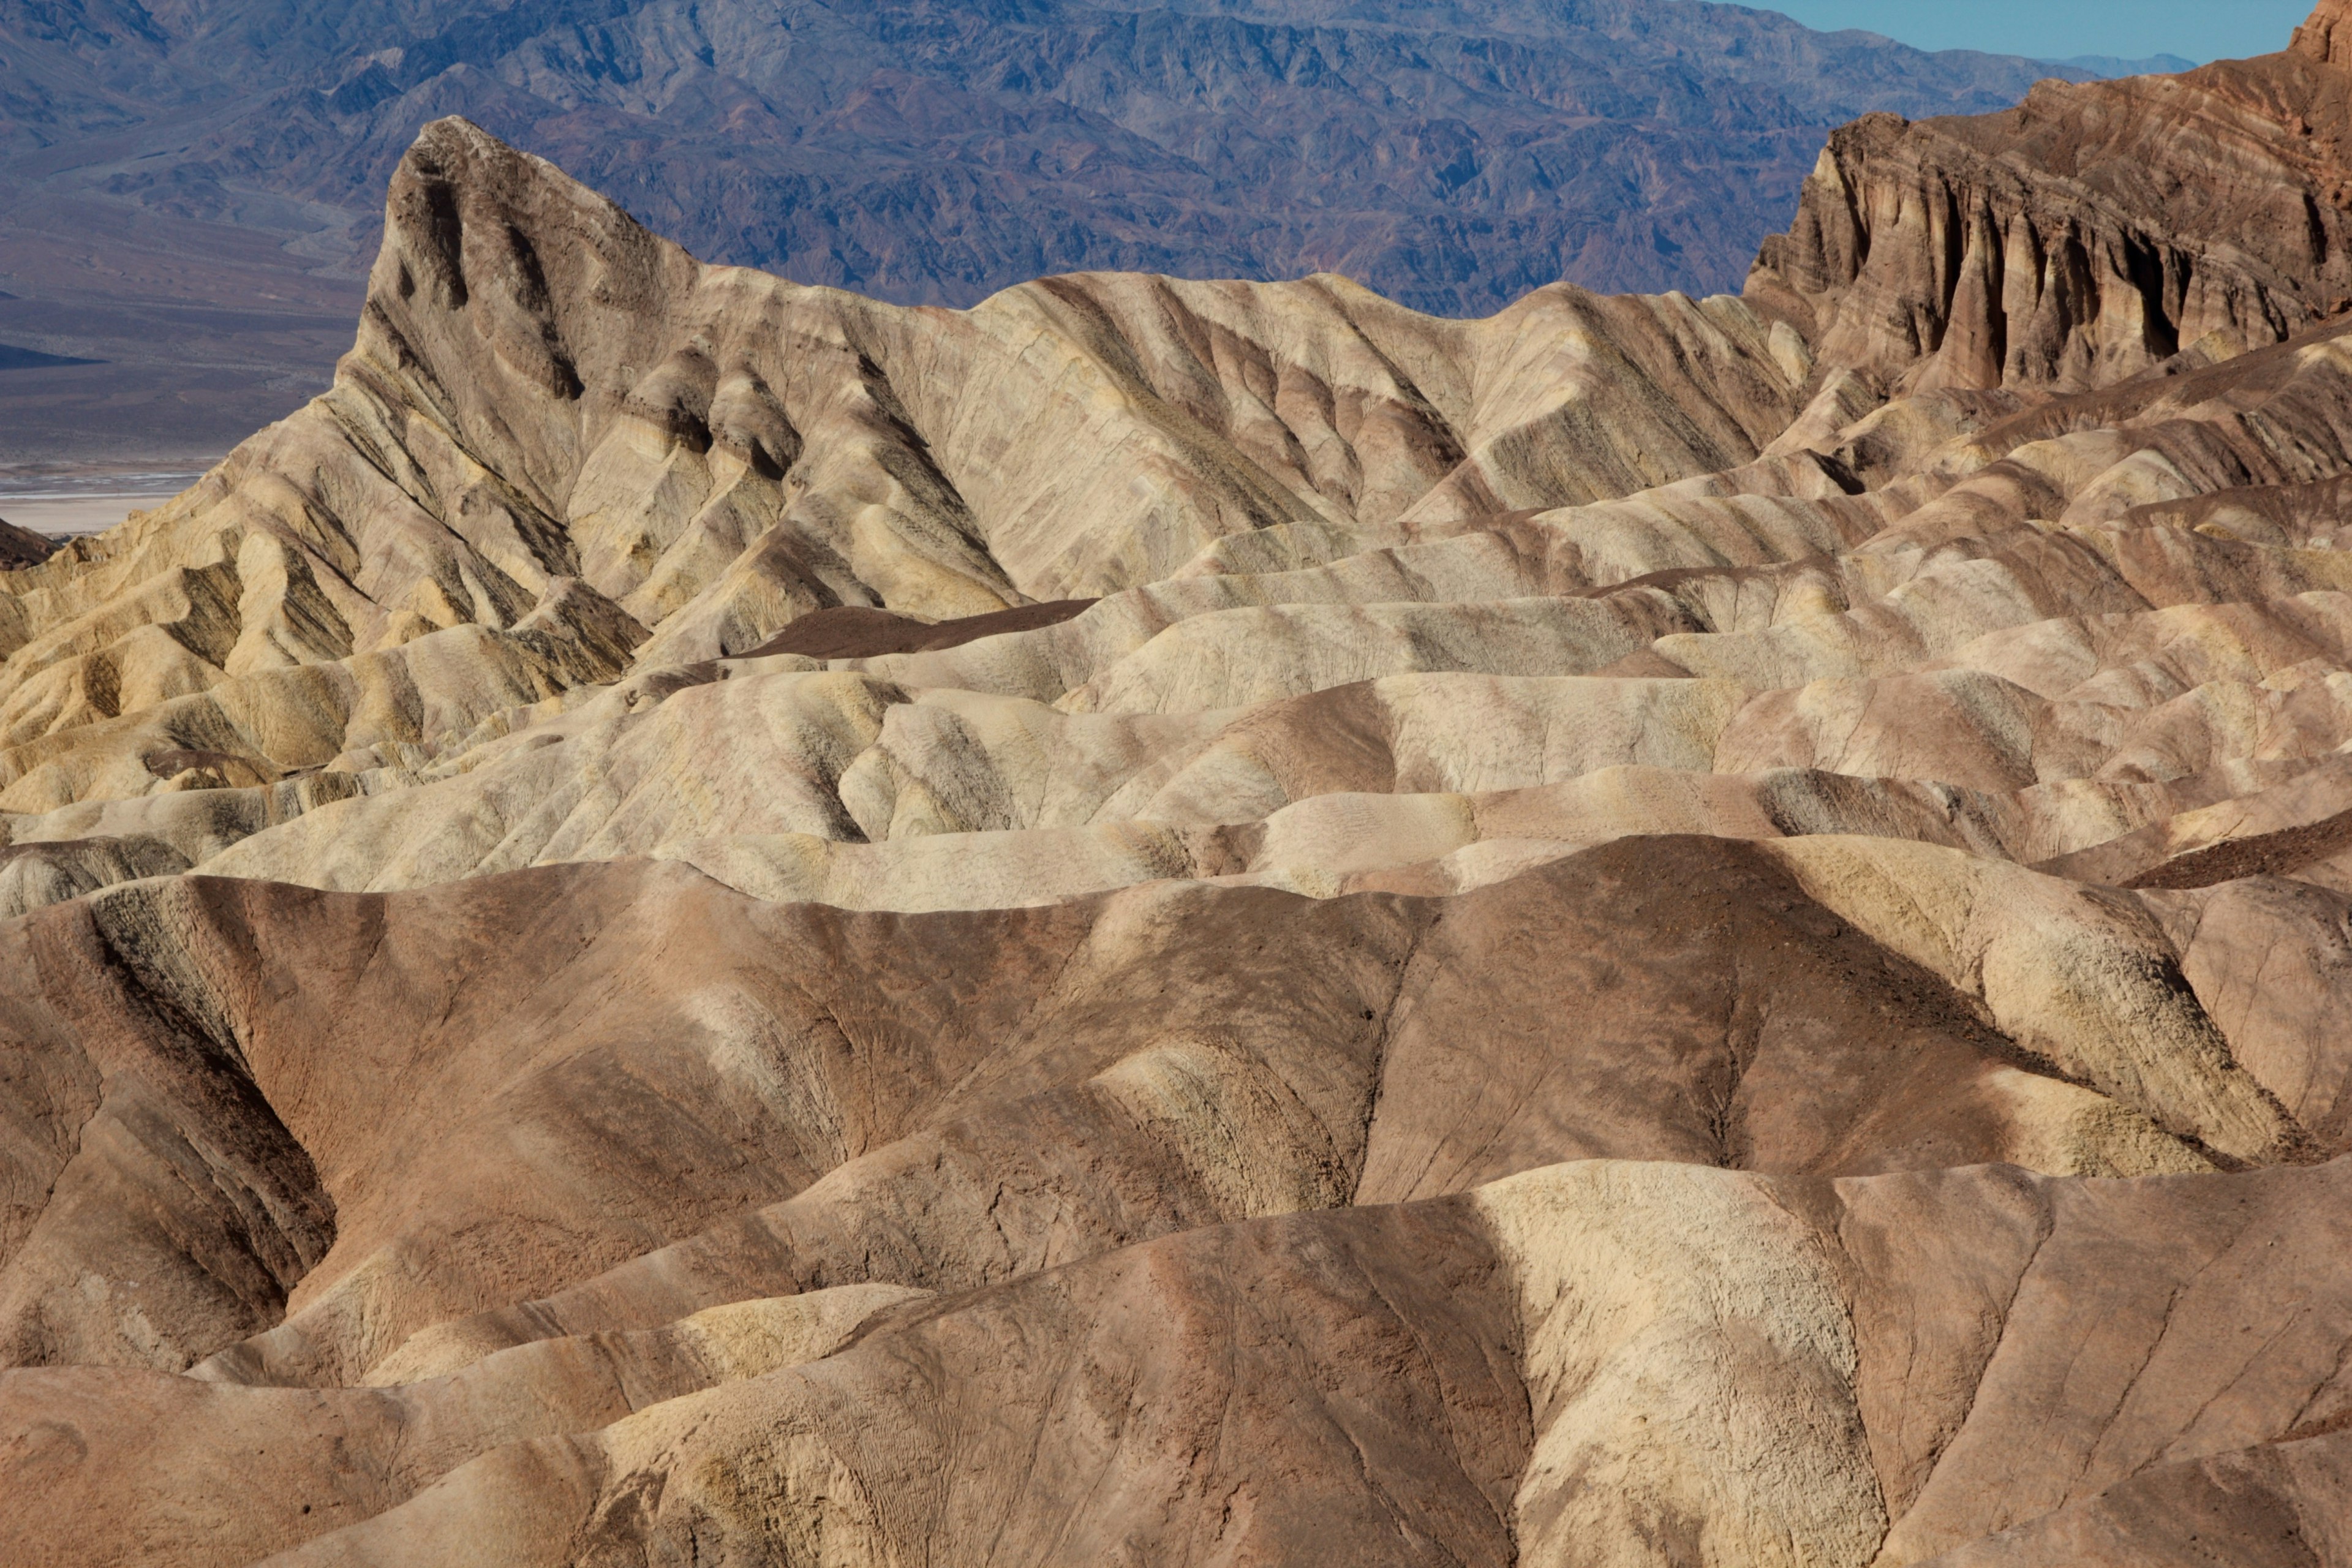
[380,116,654,286]
[389,116,628,232]
[2294,0,2352,68]
[364,115,684,409]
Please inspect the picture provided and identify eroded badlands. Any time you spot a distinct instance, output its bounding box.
[9,11,2352,1567]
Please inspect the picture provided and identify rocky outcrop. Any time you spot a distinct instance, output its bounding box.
[0,519,56,570]
[1750,32,2352,391]
[17,9,2352,1567]
[2299,0,2352,69]
[0,115,1812,816]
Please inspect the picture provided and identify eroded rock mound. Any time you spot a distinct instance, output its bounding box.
[9,9,2352,1567]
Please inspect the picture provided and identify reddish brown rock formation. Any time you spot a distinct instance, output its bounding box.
[1751,18,2352,392]
[737,598,1099,661]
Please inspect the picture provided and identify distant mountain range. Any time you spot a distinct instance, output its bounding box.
[2057,53,2199,76]
[0,0,2185,461]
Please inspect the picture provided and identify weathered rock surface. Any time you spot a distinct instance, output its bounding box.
[0,520,58,571]
[11,10,2352,1567]
[1751,13,2352,391]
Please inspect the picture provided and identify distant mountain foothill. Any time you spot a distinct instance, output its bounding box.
[0,0,2187,459]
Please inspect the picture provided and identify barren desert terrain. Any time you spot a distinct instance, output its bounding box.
[6,7,2352,1566]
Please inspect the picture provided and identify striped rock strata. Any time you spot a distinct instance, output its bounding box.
[10,9,2352,1568]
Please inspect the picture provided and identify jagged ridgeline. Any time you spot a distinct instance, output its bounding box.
[0,0,2174,314]
[7,8,2352,1567]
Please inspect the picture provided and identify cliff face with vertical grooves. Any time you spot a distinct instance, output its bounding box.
[13,11,2352,1568]
[1749,29,2352,391]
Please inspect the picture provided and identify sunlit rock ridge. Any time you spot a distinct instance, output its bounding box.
[5,10,2352,1567]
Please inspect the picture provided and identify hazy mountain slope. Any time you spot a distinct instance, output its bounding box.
[0,0,2126,310]
[0,0,2147,461]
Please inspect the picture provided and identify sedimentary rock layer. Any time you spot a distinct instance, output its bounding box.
[1752,9,2352,392]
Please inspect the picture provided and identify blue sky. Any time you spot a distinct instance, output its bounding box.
[1761,1,2314,64]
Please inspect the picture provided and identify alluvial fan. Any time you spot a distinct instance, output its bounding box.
[8,10,2352,1568]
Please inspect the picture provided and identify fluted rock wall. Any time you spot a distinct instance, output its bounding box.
[1751,39,2352,392]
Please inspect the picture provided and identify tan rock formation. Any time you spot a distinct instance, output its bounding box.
[14,8,2352,1567]
[2299,0,2352,69]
